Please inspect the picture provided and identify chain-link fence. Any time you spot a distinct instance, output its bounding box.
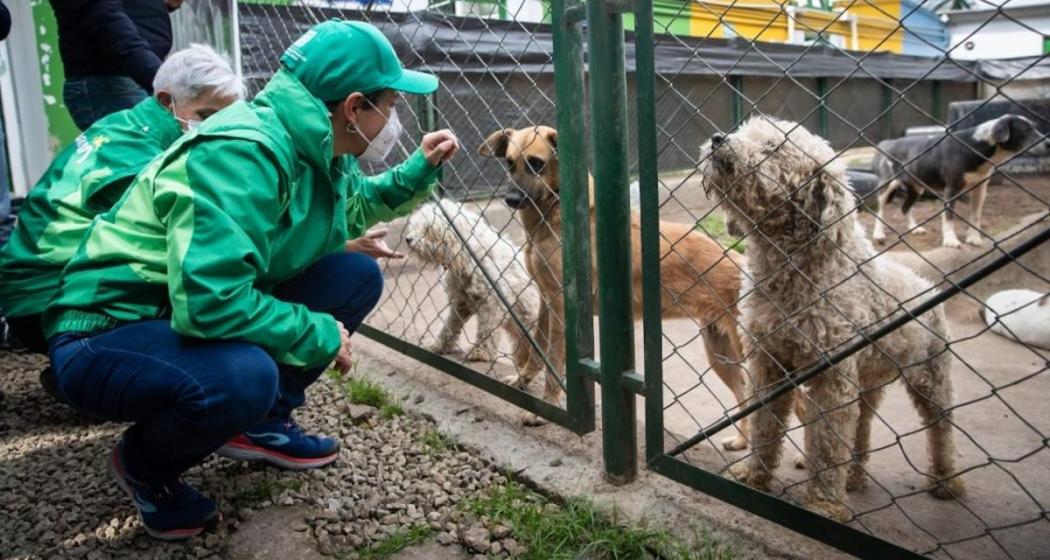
[630,2,1050,559]
[239,0,596,430]
[238,0,1049,557]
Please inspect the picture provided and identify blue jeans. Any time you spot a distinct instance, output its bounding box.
[63,76,148,131]
[48,252,384,482]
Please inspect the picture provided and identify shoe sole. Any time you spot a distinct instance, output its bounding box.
[217,441,338,470]
[108,447,218,541]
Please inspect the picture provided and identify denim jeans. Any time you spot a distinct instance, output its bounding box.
[63,76,148,131]
[48,252,384,482]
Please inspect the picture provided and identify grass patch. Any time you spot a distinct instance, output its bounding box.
[419,428,459,457]
[230,478,303,508]
[339,525,435,560]
[695,214,747,254]
[380,402,404,419]
[345,376,390,408]
[329,369,405,421]
[466,482,734,560]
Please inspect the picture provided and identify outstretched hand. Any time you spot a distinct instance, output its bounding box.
[422,129,459,166]
[345,227,404,260]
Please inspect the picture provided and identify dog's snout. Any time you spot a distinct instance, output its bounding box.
[405,236,415,246]
[711,133,726,147]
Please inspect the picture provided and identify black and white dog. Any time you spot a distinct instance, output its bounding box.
[871,114,1041,248]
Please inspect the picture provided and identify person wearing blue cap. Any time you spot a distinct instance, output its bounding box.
[43,20,459,540]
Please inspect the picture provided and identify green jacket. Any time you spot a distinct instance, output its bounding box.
[44,69,439,368]
[0,97,182,318]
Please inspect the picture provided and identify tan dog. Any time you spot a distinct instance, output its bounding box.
[479,126,753,447]
[702,116,963,522]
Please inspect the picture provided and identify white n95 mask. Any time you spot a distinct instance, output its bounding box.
[359,107,402,162]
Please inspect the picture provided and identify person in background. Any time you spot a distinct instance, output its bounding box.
[50,0,185,130]
[0,44,243,362]
[44,20,457,540]
[0,0,19,354]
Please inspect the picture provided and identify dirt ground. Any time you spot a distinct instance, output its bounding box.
[371,173,1050,559]
[855,175,1050,253]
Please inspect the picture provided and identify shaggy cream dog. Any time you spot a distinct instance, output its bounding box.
[404,200,543,385]
[700,116,964,522]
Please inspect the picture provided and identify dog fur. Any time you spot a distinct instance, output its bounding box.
[870,114,1041,248]
[700,116,964,521]
[404,200,543,383]
[480,126,754,444]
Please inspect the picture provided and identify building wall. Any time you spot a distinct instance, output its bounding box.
[947,12,1050,60]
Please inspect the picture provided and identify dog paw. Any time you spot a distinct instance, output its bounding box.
[806,498,852,523]
[465,348,496,362]
[929,476,965,499]
[872,232,887,243]
[793,453,807,470]
[426,343,459,356]
[846,467,866,492]
[721,434,748,451]
[912,226,928,235]
[501,374,528,389]
[965,231,986,246]
[520,412,547,427]
[942,237,962,249]
[728,463,771,492]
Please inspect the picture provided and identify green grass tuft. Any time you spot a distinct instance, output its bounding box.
[340,525,435,560]
[465,482,735,560]
[230,478,303,508]
[345,375,392,409]
[696,214,747,254]
[419,428,458,457]
[380,402,404,419]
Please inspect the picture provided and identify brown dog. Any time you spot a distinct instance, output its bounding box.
[479,126,753,448]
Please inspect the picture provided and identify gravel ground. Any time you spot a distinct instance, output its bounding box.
[0,350,515,559]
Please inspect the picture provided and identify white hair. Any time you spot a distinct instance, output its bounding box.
[152,43,245,102]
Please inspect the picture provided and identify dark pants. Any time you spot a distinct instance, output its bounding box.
[48,253,384,483]
[63,76,148,131]
[7,314,48,355]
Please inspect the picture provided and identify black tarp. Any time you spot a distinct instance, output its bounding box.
[239,4,986,82]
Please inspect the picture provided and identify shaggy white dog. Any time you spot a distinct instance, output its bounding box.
[984,289,1050,350]
[700,116,964,522]
[404,200,543,385]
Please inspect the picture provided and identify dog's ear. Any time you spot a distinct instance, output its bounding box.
[991,117,1012,145]
[479,129,514,158]
[541,128,557,151]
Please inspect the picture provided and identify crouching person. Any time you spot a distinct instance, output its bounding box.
[0,44,243,359]
[42,20,459,540]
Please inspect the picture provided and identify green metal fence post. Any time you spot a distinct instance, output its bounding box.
[816,77,829,138]
[552,0,596,434]
[730,75,744,127]
[633,0,664,463]
[587,0,638,484]
[881,79,894,140]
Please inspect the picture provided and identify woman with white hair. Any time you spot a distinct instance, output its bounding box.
[0,43,243,357]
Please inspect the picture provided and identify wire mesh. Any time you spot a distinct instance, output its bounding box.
[238,0,1050,557]
[238,0,573,420]
[639,2,1050,559]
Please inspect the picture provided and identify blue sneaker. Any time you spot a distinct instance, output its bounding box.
[109,439,219,541]
[218,417,340,470]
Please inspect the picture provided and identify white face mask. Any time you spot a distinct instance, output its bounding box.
[170,99,201,132]
[358,107,402,162]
